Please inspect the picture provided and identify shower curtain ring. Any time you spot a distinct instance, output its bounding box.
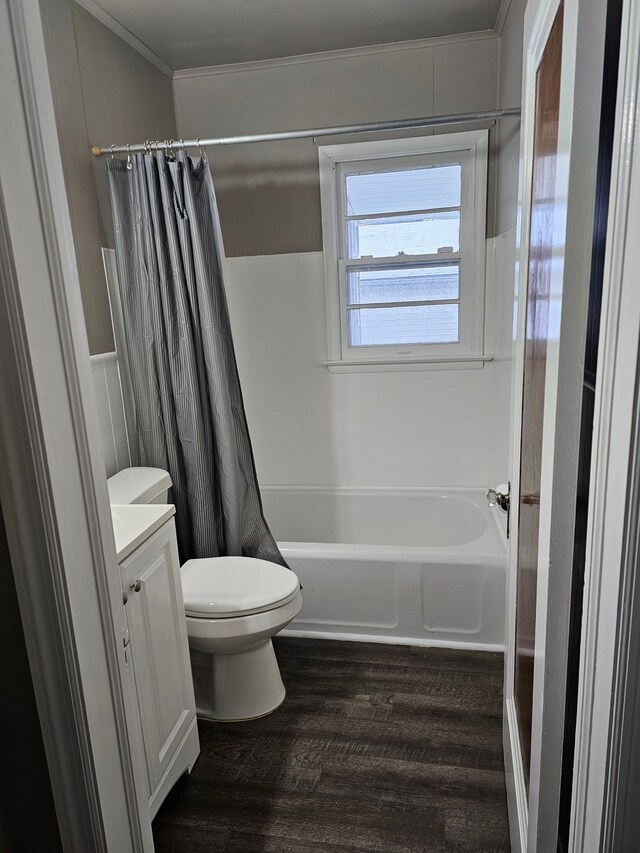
[110,144,115,159]
[196,137,206,158]
[126,142,132,170]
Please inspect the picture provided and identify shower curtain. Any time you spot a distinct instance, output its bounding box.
[105,150,286,567]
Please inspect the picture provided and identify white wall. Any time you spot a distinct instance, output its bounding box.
[486,226,517,491]
[224,248,513,489]
[496,0,528,234]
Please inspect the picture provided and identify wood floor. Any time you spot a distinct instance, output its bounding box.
[152,638,510,853]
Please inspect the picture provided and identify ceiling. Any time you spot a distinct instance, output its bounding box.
[86,0,503,71]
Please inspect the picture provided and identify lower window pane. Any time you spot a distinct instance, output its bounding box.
[347,263,459,305]
[348,304,459,347]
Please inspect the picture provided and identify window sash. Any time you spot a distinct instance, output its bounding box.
[344,204,462,222]
[347,299,460,310]
[318,131,488,364]
[341,253,460,267]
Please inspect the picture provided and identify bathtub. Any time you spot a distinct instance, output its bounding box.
[261,488,506,651]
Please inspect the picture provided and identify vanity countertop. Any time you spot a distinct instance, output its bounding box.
[111,503,176,562]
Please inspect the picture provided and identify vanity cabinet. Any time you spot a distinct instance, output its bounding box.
[119,518,199,817]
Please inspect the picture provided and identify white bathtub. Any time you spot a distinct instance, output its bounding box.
[261,488,507,650]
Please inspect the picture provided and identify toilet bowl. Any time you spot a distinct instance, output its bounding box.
[182,556,302,721]
[106,467,301,722]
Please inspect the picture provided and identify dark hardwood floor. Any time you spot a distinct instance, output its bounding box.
[153,638,510,852]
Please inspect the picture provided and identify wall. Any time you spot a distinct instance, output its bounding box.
[224,249,513,490]
[170,33,515,491]
[174,34,500,256]
[496,0,528,234]
[89,244,514,489]
[41,0,177,354]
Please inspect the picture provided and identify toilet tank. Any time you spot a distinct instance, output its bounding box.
[107,467,172,505]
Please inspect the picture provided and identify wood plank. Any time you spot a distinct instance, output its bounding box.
[153,638,509,852]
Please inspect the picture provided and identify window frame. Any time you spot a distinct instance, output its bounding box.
[318,131,489,370]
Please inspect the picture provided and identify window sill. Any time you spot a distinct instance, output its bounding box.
[319,354,493,374]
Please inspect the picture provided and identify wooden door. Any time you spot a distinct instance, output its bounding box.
[121,520,196,795]
[515,3,564,786]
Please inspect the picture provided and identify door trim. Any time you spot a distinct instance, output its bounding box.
[569,0,640,846]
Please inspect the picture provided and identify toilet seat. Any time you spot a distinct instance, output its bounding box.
[181,556,299,619]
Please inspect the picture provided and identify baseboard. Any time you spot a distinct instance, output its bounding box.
[280,627,505,653]
[504,696,528,853]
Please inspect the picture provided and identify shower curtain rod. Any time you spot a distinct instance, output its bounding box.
[90,107,521,157]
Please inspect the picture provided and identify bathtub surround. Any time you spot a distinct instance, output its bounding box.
[90,233,516,522]
[153,637,510,852]
[223,233,516,493]
[486,226,518,513]
[106,151,284,566]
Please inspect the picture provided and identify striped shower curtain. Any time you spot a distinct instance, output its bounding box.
[106,150,286,567]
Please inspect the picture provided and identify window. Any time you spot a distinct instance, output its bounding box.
[318,132,488,370]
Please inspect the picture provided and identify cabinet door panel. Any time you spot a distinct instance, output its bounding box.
[122,521,195,793]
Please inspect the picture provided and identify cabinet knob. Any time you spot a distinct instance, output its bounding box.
[130,579,142,593]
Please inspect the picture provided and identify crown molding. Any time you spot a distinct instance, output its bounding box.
[495,0,513,35]
[173,29,499,80]
[72,0,173,78]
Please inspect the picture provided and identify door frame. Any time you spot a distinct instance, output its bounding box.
[503,0,610,850]
[569,0,640,847]
[0,0,152,849]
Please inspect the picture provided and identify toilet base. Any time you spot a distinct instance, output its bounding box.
[191,639,286,721]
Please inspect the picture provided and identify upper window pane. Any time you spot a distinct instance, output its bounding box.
[347,211,460,258]
[344,164,461,216]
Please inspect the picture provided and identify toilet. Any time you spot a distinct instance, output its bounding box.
[107,466,302,721]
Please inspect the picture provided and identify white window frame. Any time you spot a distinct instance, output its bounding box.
[318,131,489,371]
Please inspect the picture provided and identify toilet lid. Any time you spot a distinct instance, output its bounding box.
[180,556,299,618]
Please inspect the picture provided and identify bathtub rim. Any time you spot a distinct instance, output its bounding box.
[280,628,505,653]
[279,540,505,562]
[263,484,508,556]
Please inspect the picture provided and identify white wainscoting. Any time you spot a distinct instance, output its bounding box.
[90,352,131,477]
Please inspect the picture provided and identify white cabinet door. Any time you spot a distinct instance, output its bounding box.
[121,520,195,794]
